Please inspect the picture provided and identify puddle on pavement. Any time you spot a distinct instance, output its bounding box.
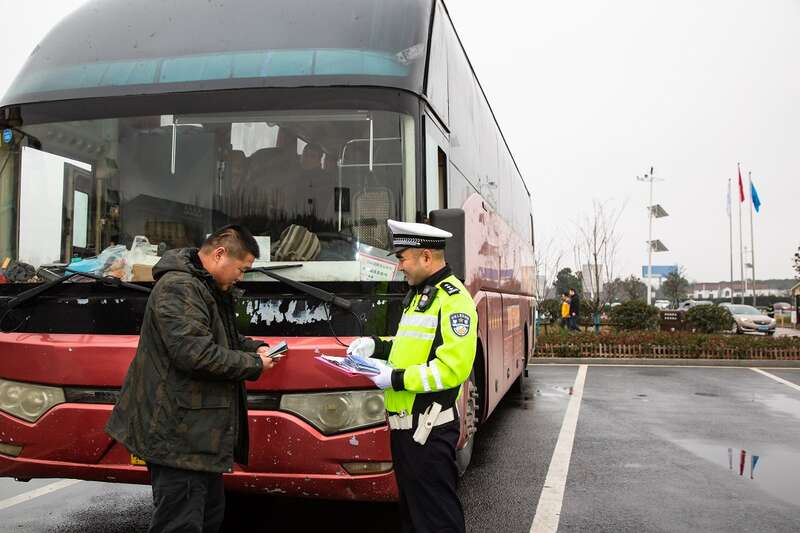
[672,439,800,507]
[748,393,800,421]
[534,384,572,399]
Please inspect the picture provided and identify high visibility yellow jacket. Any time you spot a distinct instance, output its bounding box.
[372,265,478,415]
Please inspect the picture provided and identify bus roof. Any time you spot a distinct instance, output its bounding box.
[2,0,433,106]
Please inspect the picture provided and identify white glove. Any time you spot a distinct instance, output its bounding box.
[369,364,394,390]
[347,337,375,358]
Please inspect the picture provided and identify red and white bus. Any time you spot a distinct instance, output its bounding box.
[0,0,535,501]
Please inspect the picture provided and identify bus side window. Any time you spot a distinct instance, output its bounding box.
[424,114,449,216]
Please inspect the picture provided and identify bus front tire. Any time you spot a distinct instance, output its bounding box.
[456,370,480,477]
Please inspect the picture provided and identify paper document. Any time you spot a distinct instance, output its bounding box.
[316,354,390,376]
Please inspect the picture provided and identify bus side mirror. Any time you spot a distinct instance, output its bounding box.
[429,208,465,280]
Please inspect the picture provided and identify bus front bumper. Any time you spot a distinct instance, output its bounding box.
[0,405,398,502]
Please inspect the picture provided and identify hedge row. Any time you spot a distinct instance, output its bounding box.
[536,330,800,359]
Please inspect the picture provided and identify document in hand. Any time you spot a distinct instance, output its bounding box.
[266,340,289,358]
[316,354,390,376]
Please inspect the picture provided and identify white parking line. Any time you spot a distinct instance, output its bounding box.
[530,363,800,370]
[0,479,82,512]
[751,368,800,392]
[530,364,587,533]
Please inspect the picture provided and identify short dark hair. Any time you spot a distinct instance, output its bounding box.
[201,224,260,259]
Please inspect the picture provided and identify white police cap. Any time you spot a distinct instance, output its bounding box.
[387,219,453,254]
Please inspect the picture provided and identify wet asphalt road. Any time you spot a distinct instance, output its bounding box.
[775,327,799,337]
[2,365,800,532]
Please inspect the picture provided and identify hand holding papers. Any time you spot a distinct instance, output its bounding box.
[368,362,393,390]
[266,340,289,358]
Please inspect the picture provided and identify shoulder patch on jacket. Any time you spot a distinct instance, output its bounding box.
[440,281,460,295]
[450,312,471,337]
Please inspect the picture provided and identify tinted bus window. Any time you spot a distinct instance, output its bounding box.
[426,2,450,124]
[444,20,478,195]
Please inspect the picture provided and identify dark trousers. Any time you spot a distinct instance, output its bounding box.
[390,420,466,533]
[567,316,579,331]
[147,463,225,533]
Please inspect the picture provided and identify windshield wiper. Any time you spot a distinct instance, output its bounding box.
[248,265,353,310]
[2,269,151,311]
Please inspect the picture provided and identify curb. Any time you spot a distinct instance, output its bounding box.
[528,357,800,368]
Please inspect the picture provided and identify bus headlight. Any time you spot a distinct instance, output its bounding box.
[0,378,65,423]
[280,390,385,435]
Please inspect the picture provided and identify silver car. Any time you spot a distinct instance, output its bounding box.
[719,303,777,335]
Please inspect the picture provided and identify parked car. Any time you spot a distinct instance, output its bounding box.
[771,302,796,317]
[719,303,777,335]
[654,299,671,310]
[677,300,713,311]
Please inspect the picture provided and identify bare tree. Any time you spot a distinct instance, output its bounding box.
[534,236,564,302]
[573,200,625,316]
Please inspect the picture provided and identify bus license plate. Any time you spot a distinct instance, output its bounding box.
[130,454,146,466]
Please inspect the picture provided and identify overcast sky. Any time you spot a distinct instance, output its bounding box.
[2,0,798,282]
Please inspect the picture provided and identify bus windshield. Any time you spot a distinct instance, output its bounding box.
[0,109,415,284]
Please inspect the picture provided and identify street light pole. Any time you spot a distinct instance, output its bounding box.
[647,176,654,306]
[637,167,662,306]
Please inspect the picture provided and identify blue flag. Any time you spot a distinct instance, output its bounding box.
[750,181,761,212]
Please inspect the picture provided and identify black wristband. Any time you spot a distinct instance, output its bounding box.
[391,369,406,391]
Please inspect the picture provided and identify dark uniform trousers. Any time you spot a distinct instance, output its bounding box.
[147,463,225,533]
[390,418,466,533]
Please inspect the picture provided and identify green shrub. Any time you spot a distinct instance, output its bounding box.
[609,300,660,330]
[686,305,734,333]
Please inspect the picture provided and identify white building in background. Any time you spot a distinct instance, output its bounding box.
[689,280,794,300]
[581,264,605,298]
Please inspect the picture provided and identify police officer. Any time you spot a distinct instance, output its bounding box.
[347,219,477,533]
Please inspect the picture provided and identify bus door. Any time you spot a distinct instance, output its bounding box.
[62,163,94,261]
[502,295,523,386]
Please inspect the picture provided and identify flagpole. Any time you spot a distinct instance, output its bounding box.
[728,179,734,303]
[749,172,756,307]
[738,163,745,304]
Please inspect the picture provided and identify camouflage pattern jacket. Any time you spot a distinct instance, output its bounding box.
[106,248,264,473]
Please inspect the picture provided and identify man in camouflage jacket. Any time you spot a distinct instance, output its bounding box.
[106,225,277,533]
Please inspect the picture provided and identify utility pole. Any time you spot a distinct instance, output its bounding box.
[737,163,745,304]
[728,179,734,303]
